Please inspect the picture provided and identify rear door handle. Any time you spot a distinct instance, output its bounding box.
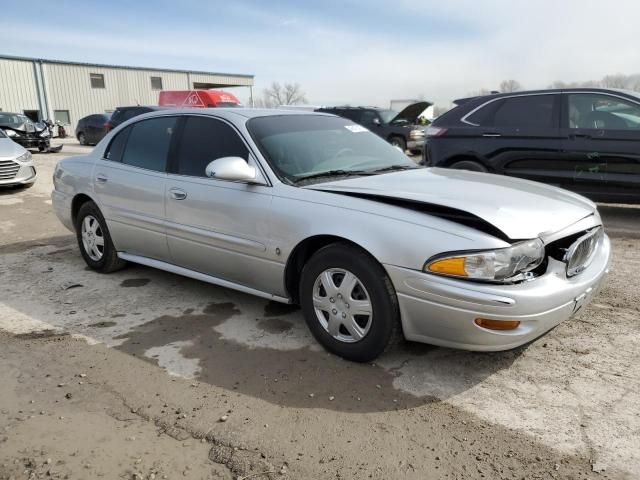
[169,188,187,200]
[482,133,501,137]
[570,133,592,139]
[95,173,108,183]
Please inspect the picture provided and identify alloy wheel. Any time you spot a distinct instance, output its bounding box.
[81,215,105,261]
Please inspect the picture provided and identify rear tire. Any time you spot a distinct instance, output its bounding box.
[389,136,407,152]
[299,243,401,362]
[75,201,127,273]
[449,160,488,172]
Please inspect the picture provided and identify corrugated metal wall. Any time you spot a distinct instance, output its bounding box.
[0,57,253,131]
[0,58,40,113]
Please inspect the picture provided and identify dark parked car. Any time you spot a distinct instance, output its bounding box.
[316,102,430,153]
[75,113,112,145]
[108,106,167,131]
[423,88,640,204]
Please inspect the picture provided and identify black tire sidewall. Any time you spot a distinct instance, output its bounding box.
[299,244,399,362]
[75,202,118,272]
[78,133,86,145]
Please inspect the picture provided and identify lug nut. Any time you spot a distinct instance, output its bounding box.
[345,303,349,309]
[329,297,335,303]
[341,313,346,319]
[332,309,337,315]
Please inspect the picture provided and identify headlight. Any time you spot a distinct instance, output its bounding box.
[4,129,17,137]
[425,238,545,282]
[15,151,32,164]
[409,129,425,139]
[40,130,50,138]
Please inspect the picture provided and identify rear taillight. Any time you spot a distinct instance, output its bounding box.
[425,126,448,138]
[104,122,111,130]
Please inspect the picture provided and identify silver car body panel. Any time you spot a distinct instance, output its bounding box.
[0,137,36,186]
[51,108,611,351]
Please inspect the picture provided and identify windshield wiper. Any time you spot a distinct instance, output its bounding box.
[366,164,417,174]
[294,169,374,182]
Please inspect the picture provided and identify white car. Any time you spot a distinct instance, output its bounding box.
[0,129,36,187]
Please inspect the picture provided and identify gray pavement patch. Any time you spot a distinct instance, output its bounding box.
[120,278,151,288]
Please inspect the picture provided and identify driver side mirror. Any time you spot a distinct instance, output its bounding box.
[372,118,381,126]
[205,157,257,182]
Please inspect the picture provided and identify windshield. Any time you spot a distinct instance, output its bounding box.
[0,113,31,127]
[377,109,398,124]
[247,115,416,184]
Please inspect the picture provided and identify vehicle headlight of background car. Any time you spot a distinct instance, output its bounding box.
[425,238,545,282]
[3,128,18,137]
[15,151,33,164]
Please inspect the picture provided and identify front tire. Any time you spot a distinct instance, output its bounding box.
[389,136,406,152]
[78,133,87,146]
[299,243,401,362]
[449,159,488,172]
[75,201,126,273]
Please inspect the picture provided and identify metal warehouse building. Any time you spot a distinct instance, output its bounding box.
[0,54,254,131]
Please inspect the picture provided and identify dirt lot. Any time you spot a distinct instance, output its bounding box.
[1,141,639,479]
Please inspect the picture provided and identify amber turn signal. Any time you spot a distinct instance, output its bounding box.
[474,318,521,330]
[427,257,468,277]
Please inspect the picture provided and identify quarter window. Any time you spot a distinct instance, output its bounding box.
[90,73,105,89]
[568,93,640,130]
[104,126,131,162]
[121,117,177,172]
[176,117,249,177]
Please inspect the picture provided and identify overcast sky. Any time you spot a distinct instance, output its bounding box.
[2,0,639,107]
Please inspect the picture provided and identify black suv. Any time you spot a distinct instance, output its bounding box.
[316,102,430,153]
[108,106,168,131]
[75,113,112,145]
[424,88,640,204]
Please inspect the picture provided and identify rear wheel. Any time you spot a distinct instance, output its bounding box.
[389,136,406,152]
[75,201,126,273]
[449,159,488,172]
[299,243,401,362]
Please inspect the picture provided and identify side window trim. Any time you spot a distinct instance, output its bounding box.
[461,92,562,126]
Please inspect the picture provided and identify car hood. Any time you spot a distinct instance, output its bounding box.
[0,137,28,159]
[306,168,597,240]
[390,101,431,124]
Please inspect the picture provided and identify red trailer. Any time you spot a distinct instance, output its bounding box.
[158,90,241,108]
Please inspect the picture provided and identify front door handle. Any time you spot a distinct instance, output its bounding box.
[169,188,187,200]
[569,133,592,139]
[95,173,108,183]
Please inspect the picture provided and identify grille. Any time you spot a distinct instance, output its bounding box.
[564,227,602,277]
[0,159,20,180]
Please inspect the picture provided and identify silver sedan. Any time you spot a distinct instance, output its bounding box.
[0,129,37,187]
[52,109,611,361]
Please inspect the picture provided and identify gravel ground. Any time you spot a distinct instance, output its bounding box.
[0,140,638,479]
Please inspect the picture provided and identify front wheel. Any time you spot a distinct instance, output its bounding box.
[299,243,401,362]
[78,133,87,145]
[389,136,406,152]
[449,160,488,172]
[75,201,127,273]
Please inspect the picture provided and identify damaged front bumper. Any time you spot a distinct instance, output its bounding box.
[386,233,611,351]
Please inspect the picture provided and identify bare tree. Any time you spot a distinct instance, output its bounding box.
[547,73,640,92]
[499,79,522,93]
[262,82,307,108]
[466,88,492,97]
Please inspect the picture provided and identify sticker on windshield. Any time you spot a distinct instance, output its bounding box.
[344,125,368,133]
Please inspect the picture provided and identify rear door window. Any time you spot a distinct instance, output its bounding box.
[175,116,249,177]
[121,117,177,172]
[491,95,556,128]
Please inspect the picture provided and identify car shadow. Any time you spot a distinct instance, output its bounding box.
[2,235,526,414]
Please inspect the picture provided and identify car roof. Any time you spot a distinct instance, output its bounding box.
[454,87,640,106]
[115,105,167,111]
[318,106,383,111]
